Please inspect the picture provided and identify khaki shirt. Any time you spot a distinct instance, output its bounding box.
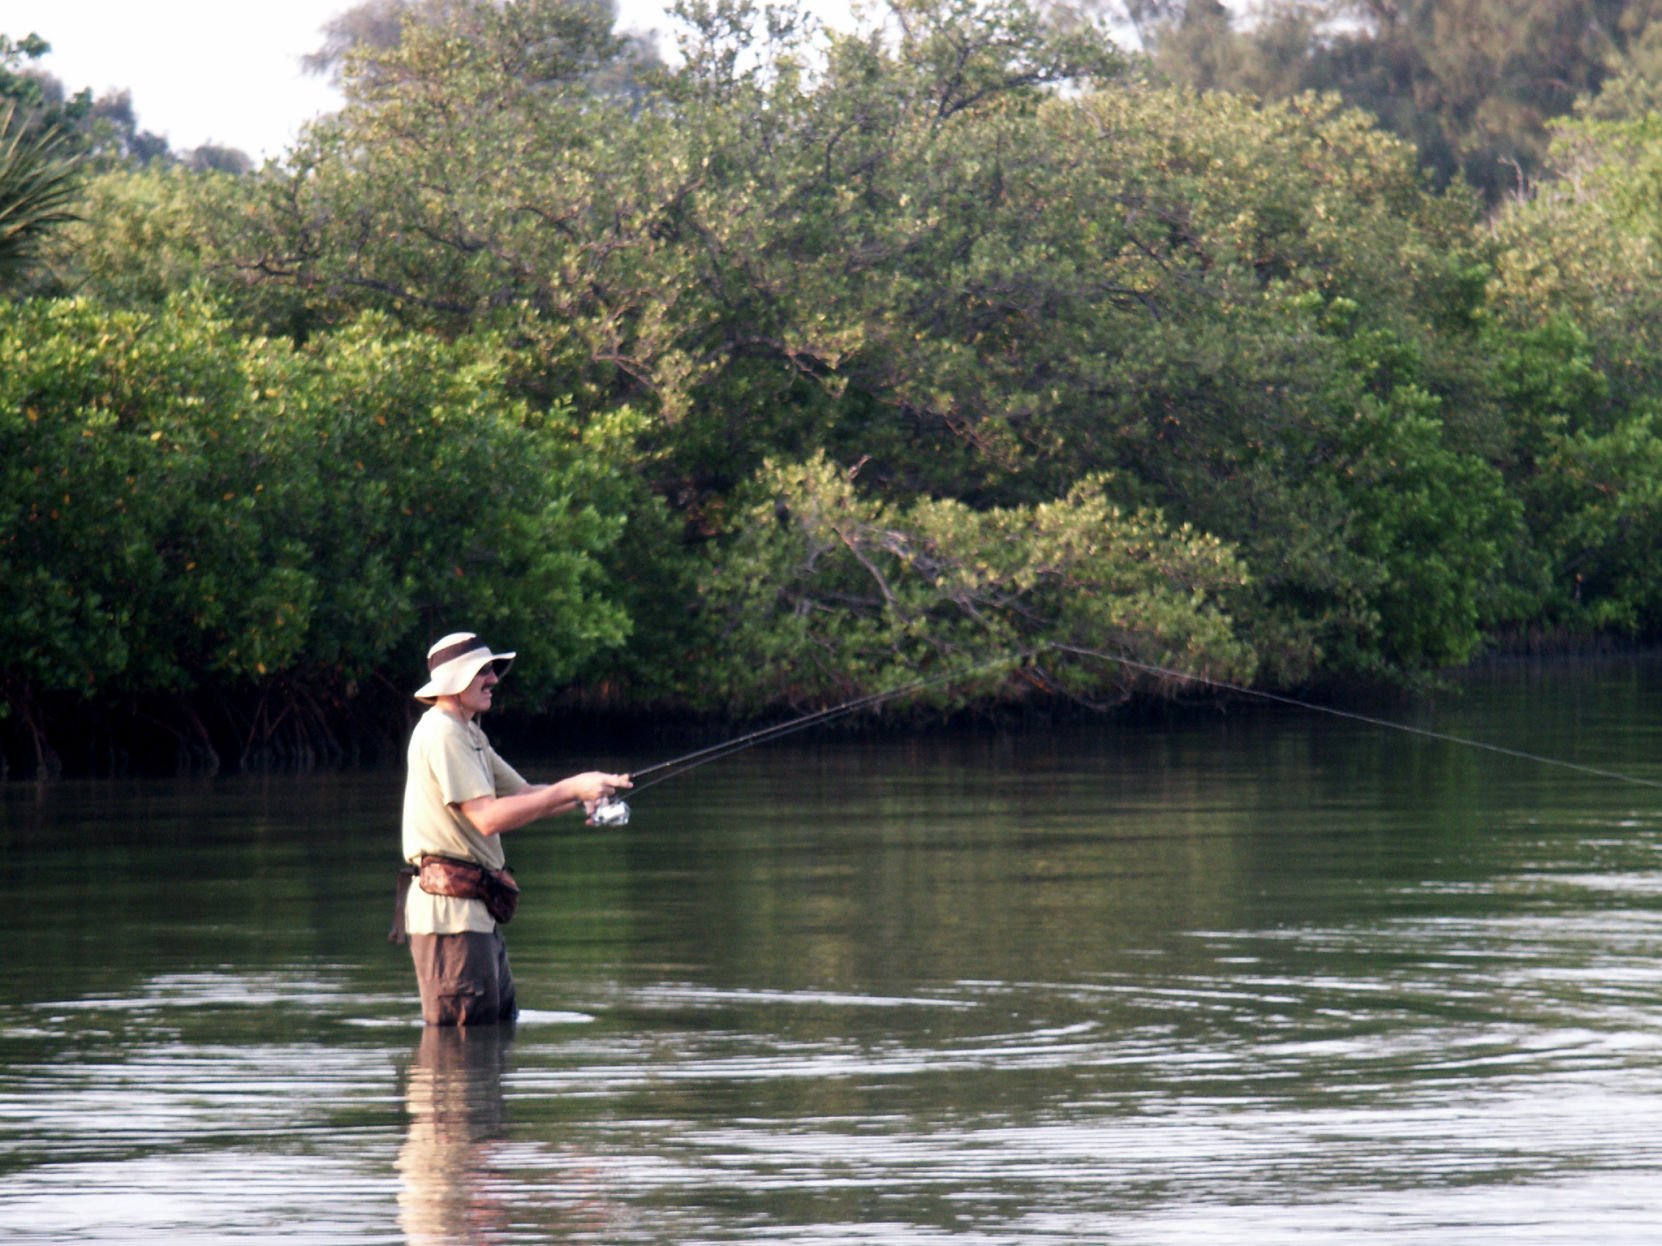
[401,707,529,934]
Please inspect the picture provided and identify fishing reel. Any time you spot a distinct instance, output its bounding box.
[587,796,631,827]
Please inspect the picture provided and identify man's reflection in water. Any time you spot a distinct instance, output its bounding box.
[396,1023,516,1244]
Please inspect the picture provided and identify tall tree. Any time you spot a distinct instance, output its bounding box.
[1142,0,1662,201]
[0,33,89,128]
[302,0,661,99]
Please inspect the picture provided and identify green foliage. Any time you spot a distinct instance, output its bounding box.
[1486,108,1662,634]
[0,295,632,745]
[696,452,1254,710]
[50,167,235,306]
[165,0,1513,688]
[0,296,314,698]
[1528,409,1662,633]
[1325,376,1520,671]
[231,314,635,696]
[0,101,83,293]
[798,82,1507,679]
[26,0,1662,768]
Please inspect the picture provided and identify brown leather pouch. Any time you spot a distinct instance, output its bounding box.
[417,855,520,924]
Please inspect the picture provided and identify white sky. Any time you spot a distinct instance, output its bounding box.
[4,0,697,159]
[4,0,1184,162]
[8,1,348,159]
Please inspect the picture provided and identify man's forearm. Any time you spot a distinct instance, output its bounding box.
[458,784,582,837]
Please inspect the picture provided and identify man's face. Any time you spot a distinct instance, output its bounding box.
[456,664,500,717]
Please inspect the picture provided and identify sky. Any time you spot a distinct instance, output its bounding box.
[2,0,842,160]
[9,1,354,159]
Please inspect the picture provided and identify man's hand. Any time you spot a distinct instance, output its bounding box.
[459,770,632,836]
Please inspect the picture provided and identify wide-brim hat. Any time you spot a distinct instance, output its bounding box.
[414,632,516,703]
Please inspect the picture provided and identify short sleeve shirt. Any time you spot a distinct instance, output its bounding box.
[401,707,530,934]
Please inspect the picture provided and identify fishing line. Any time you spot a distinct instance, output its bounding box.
[589,640,1662,825]
[1050,642,1662,791]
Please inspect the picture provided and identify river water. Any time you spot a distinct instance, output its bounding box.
[5,659,1662,1244]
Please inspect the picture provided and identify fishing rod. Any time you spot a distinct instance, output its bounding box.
[586,651,1028,825]
[1048,642,1662,791]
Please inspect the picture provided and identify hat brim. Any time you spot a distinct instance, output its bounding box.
[414,650,515,703]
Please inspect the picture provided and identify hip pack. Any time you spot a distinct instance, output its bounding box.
[415,854,520,925]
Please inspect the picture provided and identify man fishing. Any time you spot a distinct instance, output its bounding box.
[395,631,631,1026]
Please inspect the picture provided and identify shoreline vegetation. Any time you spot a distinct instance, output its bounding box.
[6,640,1654,781]
[9,1,1662,777]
